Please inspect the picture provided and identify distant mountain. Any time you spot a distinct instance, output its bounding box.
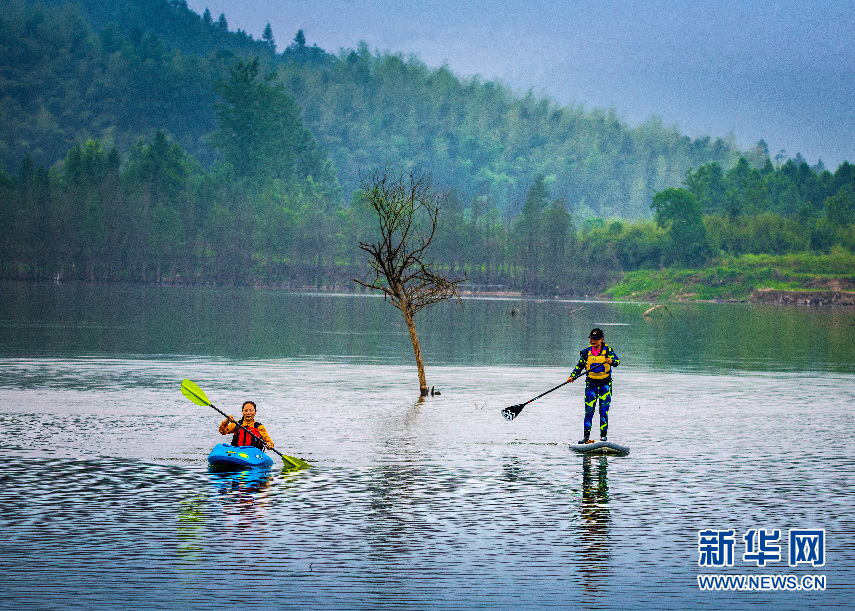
[1,0,746,218]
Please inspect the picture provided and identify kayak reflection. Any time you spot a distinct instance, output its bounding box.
[208,465,274,494]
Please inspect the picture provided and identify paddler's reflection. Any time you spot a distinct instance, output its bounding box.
[209,467,274,495]
[581,455,610,511]
[579,455,610,592]
[210,468,275,524]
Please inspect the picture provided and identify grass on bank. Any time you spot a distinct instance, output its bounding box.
[604,247,855,301]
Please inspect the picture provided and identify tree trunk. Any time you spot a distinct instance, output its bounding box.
[403,305,429,396]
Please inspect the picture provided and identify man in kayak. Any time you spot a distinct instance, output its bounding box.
[568,328,620,444]
[219,401,275,450]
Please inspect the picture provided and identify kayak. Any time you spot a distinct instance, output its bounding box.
[569,440,630,456]
[207,443,274,469]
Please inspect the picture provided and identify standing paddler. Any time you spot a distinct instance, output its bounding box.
[568,328,620,444]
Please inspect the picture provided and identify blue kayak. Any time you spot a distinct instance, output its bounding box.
[207,443,274,469]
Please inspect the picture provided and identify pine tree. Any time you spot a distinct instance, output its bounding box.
[211,57,314,185]
[262,22,275,52]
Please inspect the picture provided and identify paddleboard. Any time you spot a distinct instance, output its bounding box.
[208,443,274,469]
[569,440,630,456]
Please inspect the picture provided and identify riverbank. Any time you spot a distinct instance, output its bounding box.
[749,288,855,306]
[603,249,855,304]
[5,247,854,307]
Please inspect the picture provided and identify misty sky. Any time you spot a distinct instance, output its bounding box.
[187,0,854,169]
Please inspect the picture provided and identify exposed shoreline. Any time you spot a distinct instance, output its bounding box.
[5,277,855,307]
[749,288,855,306]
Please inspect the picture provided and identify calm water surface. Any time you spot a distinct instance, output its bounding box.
[1,282,854,609]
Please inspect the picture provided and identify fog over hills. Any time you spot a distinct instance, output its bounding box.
[190,0,854,169]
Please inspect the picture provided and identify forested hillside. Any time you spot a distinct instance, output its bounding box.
[2,0,746,219]
[2,0,853,297]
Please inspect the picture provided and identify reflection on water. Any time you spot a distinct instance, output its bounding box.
[2,281,855,374]
[177,492,207,564]
[209,466,275,495]
[2,431,854,609]
[1,285,854,608]
[580,456,611,594]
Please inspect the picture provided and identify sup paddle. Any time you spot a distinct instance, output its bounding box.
[501,365,602,421]
[180,379,310,470]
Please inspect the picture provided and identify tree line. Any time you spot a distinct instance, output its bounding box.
[2,122,853,293]
[0,55,344,285]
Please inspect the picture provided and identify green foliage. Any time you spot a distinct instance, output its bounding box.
[62,0,278,59]
[210,57,321,185]
[824,186,854,228]
[651,187,711,265]
[607,248,855,301]
[1,130,853,296]
[0,0,223,168]
[616,157,855,300]
[585,220,666,270]
[281,51,741,219]
[262,23,275,52]
[1,0,741,220]
[704,213,808,256]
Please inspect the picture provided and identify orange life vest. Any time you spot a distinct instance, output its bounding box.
[231,418,265,449]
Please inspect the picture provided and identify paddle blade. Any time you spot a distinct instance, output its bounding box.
[181,379,212,407]
[501,404,525,421]
[281,454,311,471]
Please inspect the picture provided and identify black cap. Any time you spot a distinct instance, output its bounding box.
[589,328,604,339]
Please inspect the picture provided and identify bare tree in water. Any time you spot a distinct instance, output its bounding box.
[355,167,465,396]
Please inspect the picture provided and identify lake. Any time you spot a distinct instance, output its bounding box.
[1,281,854,609]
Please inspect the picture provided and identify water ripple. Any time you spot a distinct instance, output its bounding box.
[1,359,854,609]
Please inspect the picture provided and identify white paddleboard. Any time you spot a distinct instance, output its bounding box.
[569,440,630,456]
